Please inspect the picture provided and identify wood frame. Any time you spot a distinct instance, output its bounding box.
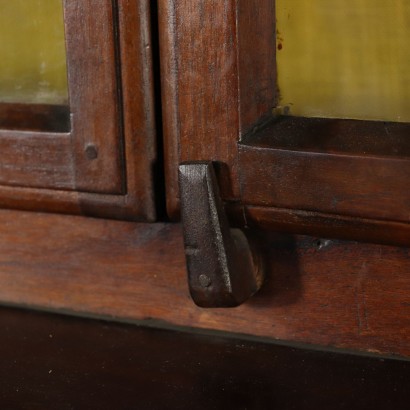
[0,0,157,221]
[159,0,410,245]
[0,0,409,361]
[1,208,409,358]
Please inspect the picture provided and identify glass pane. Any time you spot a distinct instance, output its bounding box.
[0,0,69,132]
[276,0,410,123]
[0,0,68,106]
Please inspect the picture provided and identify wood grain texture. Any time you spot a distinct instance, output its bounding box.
[160,0,240,214]
[158,0,181,218]
[161,0,410,246]
[239,117,410,223]
[242,116,410,157]
[0,0,157,221]
[0,209,409,358]
[0,132,73,189]
[1,307,409,410]
[159,0,277,218]
[115,0,157,221]
[237,0,277,134]
[228,204,410,248]
[0,103,70,132]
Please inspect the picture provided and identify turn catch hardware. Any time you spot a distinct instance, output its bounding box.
[179,162,264,308]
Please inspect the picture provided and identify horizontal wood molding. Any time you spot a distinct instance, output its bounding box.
[241,116,410,158]
[240,144,410,220]
[0,103,70,133]
[239,117,410,230]
[1,209,409,358]
[226,204,410,247]
[0,132,73,189]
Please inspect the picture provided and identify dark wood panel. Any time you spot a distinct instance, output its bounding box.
[239,117,410,224]
[159,0,277,218]
[244,116,410,157]
[228,204,410,247]
[161,1,410,246]
[0,132,74,189]
[239,148,410,222]
[1,307,409,410]
[0,103,70,132]
[158,0,181,218]
[0,0,156,221]
[0,210,410,357]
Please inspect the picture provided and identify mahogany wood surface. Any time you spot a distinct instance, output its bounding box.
[0,209,409,358]
[63,0,124,194]
[236,0,277,135]
[0,0,157,221]
[160,0,410,246]
[1,307,409,410]
[0,103,70,132]
[228,204,410,248]
[239,117,410,223]
[243,116,410,157]
[159,0,277,218]
[1,1,409,386]
[0,132,73,190]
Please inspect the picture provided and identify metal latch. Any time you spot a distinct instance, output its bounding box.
[179,162,264,307]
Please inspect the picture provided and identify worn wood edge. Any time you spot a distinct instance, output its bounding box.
[225,203,410,247]
[0,132,75,190]
[241,116,410,158]
[3,301,409,364]
[158,0,181,220]
[117,0,157,221]
[0,209,409,357]
[0,185,154,222]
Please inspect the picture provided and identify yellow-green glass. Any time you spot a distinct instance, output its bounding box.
[276,0,410,123]
[0,0,68,105]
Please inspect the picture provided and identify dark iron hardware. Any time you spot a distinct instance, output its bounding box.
[179,161,264,307]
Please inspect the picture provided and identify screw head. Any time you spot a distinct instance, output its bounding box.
[199,274,212,288]
[85,144,98,160]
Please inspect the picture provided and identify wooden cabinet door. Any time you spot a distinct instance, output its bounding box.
[159,0,410,245]
[0,0,157,221]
